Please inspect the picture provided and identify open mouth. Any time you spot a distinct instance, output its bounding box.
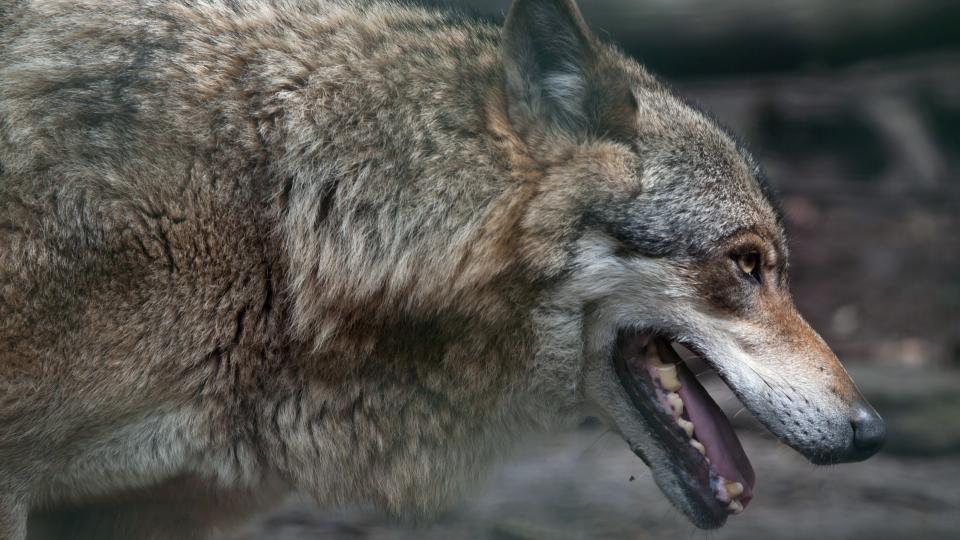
[612,330,756,523]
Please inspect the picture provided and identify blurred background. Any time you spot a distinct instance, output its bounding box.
[230,1,960,538]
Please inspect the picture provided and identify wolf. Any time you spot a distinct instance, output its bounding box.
[0,0,884,537]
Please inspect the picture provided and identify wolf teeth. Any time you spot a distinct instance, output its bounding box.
[727,500,744,514]
[655,364,681,391]
[645,344,682,391]
[677,417,694,437]
[690,439,706,455]
[725,481,744,498]
[665,392,684,418]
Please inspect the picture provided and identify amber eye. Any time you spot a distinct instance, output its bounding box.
[734,252,761,281]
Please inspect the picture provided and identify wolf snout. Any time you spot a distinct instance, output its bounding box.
[847,403,885,461]
[797,398,885,465]
[818,401,885,464]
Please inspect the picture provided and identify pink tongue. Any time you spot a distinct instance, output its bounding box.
[675,358,756,506]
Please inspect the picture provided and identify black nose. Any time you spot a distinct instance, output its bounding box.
[849,404,885,460]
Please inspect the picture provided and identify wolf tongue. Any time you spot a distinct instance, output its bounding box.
[662,344,756,507]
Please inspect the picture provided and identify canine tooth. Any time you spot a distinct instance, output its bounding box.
[645,345,666,366]
[666,392,684,418]
[690,439,706,455]
[727,500,744,514]
[677,417,694,438]
[655,364,681,391]
[725,481,744,498]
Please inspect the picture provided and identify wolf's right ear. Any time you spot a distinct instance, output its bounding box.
[502,0,636,141]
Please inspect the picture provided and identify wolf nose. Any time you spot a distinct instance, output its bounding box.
[849,404,885,460]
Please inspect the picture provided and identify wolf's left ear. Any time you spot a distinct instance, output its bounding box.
[502,0,637,141]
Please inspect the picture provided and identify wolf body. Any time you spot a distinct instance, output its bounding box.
[0,1,883,538]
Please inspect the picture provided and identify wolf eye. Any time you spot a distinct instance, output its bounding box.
[734,252,761,282]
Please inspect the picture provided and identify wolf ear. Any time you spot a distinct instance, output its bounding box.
[502,0,636,141]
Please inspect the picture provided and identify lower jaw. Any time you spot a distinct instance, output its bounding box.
[613,332,754,521]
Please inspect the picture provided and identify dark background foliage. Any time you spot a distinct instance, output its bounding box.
[235,1,960,538]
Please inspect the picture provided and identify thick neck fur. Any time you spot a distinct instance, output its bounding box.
[160,0,574,513]
[155,1,549,341]
[166,1,562,512]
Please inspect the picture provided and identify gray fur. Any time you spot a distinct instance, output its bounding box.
[0,0,878,537]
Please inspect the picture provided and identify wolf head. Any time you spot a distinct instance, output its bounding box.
[496,0,885,528]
